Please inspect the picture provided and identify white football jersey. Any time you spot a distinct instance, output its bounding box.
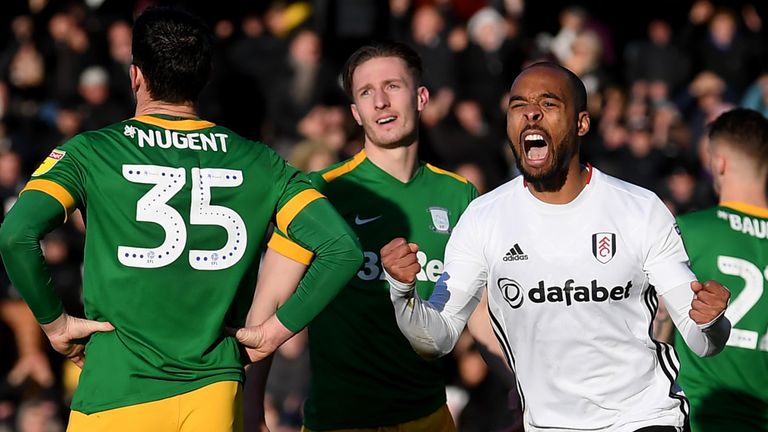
[443,167,695,431]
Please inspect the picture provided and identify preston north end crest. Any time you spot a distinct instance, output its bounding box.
[428,207,451,234]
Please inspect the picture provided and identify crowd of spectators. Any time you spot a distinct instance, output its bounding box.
[0,0,766,431]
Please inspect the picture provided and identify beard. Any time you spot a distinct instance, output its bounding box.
[510,126,578,192]
[362,118,419,149]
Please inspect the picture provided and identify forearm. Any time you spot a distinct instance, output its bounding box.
[467,289,506,360]
[663,282,731,357]
[0,191,66,324]
[0,300,46,357]
[386,271,479,359]
[246,248,306,327]
[274,199,362,331]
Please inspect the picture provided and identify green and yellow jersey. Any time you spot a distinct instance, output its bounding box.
[271,150,478,430]
[676,202,768,431]
[17,114,325,414]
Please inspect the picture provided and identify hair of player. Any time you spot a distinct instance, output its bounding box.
[131,7,213,104]
[341,41,423,100]
[521,61,588,113]
[708,107,768,169]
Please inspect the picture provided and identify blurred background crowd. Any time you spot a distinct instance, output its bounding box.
[0,0,766,430]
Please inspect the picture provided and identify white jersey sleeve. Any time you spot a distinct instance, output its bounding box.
[642,197,696,294]
[643,196,730,356]
[387,205,487,358]
[661,282,730,357]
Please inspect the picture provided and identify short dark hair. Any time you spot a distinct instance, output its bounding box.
[131,7,213,104]
[342,41,423,100]
[708,108,768,168]
[521,62,588,113]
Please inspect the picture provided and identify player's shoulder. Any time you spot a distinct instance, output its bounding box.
[595,168,659,203]
[465,175,521,214]
[423,163,467,185]
[312,151,368,185]
[676,206,735,235]
[423,162,478,195]
[677,206,718,223]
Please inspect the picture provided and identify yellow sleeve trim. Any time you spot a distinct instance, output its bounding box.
[321,150,367,182]
[132,115,215,131]
[276,189,325,233]
[21,179,76,222]
[425,163,468,183]
[721,201,768,219]
[267,231,314,265]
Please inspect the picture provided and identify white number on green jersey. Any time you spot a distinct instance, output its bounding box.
[718,255,768,351]
[358,251,443,282]
[118,165,247,270]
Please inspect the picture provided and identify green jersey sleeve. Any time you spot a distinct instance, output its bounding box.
[0,191,68,323]
[23,136,91,220]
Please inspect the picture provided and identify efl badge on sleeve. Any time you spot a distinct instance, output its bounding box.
[31,149,66,177]
[592,232,616,264]
[428,207,451,234]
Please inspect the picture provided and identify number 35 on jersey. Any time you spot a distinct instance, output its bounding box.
[118,164,246,270]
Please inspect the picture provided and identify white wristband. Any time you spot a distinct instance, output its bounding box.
[384,269,416,296]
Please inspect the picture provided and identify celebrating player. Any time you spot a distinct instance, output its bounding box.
[253,41,478,431]
[382,62,731,432]
[0,7,361,431]
[675,108,768,431]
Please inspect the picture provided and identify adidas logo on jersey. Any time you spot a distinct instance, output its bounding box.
[503,244,528,261]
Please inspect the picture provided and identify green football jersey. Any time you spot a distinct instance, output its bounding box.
[26,114,319,414]
[676,203,768,431]
[297,150,477,429]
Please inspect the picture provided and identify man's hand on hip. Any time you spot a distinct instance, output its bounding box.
[41,313,115,368]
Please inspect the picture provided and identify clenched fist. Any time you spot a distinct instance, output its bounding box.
[689,280,730,326]
[380,238,421,284]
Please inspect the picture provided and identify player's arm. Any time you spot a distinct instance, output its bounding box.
[660,280,730,357]
[235,197,362,361]
[0,299,54,387]
[467,289,506,360]
[382,209,487,359]
[0,190,114,367]
[239,246,307,432]
[644,198,730,357]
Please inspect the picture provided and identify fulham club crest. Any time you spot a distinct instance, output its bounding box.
[592,232,616,264]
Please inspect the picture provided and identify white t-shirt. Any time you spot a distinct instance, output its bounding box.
[400,168,697,431]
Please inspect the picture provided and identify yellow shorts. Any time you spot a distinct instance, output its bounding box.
[67,380,242,432]
[301,404,456,432]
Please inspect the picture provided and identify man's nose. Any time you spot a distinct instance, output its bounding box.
[374,90,390,109]
[523,105,542,122]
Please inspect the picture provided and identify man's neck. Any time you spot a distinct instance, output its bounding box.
[135,100,197,119]
[719,178,768,209]
[364,140,419,183]
[528,157,589,204]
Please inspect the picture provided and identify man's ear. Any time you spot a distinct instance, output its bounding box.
[416,86,430,113]
[577,111,591,137]
[350,103,362,126]
[713,152,726,176]
[129,64,142,94]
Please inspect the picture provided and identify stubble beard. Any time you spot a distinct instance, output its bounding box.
[511,127,578,193]
[364,119,419,149]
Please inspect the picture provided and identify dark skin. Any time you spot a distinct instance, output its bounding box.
[383,64,730,326]
[505,65,590,204]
